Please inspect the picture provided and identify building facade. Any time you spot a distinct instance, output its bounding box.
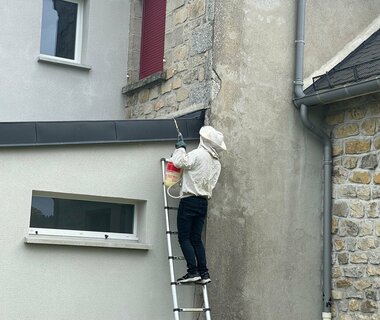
[126,0,380,319]
[3,1,380,320]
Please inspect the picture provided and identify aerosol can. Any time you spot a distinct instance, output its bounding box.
[164,119,183,197]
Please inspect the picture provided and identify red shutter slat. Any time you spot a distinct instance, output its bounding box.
[139,0,167,79]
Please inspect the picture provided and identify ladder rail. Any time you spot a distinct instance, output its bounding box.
[161,159,180,320]
[161,158,212,320]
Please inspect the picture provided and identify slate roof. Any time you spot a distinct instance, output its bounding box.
[305,28,380,94]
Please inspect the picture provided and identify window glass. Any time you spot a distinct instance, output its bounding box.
[31,196,135,235]
[40,0,80,61]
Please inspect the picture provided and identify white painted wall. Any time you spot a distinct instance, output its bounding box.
[0,142,196,320]
[0,0,129,121]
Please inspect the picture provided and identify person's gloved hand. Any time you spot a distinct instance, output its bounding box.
[175,138,187,150]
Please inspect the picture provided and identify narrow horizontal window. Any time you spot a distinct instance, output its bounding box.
[40,0,83,62]
[30,194,137,240]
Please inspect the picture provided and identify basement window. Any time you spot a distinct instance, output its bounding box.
[29,193,137,240]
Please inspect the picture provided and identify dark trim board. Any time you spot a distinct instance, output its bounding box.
[0,110,205,147]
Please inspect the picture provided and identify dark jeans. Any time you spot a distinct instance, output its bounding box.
[177,196,208,275]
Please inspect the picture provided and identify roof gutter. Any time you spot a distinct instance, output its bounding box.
[294,2,380,320]
[294,75,380,107]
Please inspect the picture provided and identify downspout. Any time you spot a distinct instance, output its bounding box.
[293,1,332,319]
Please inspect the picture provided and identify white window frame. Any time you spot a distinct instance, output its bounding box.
[29,192,139,241]
[39,0,84,64]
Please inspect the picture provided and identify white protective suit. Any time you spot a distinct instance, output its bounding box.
[170,126,226,199]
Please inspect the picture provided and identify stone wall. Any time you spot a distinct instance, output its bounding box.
[124,0,216,119]
[327,94,380,320]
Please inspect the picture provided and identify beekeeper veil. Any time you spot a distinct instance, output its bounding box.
[199,126,227,158]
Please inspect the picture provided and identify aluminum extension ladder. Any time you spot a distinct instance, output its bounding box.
[160,159,212,320]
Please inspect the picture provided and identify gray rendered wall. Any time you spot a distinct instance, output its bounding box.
[0,142,196,320]
[0,0,130,121]
[207,1,380,319]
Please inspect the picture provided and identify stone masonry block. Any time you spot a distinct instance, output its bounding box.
[174,44,189,62]
[334,123,359,138]
[367,265,380,276]
[176,88,189,102]
[375,222,380,236]
[343,266,366,278]
[189,81,210,104]
[332,217,339,234]
[175,6,188,25]
[333,201,349,217]
[361,154,378,169]
[333,266,343,278]
[334,238,345,251]
[350,202,365,218]
[351,253,368,264]
[336,278,353,288]
[367,202,379,218]
[359,221,373,237]
[357,186,371,201]
[335,185,357,199]
[168,0,185,11]
[361,300,377,313]
[361,119,376,136]
[191,23,212,56]
[326,112,345,125]
[374,136,380,150]
[339,220,359,237]
[374,173,380,185]
[333,142,344,157]
[138,89,150,103]
[354,279,372,290]
[343,157,358,169]
[348,299,361,311]
[346,238,357,252]
[345,139,371,154]
[350,171,371,184]
[338,252,349,265]
[358,238,379,251]
[189,0,206,19]
[347,108,367,120]
[332,290,344,300]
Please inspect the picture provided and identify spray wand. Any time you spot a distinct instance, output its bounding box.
[173,118,183,141]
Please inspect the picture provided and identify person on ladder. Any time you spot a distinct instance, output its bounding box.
[170,126,227,285]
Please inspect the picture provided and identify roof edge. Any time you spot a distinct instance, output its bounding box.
[0,110,205,148]
[304,15,380,89]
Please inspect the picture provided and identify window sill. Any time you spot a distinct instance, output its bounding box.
[24,235,151,250]
[122,71,166,95]
[37,55,92,71]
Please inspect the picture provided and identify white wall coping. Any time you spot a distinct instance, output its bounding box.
[24,235,152,250]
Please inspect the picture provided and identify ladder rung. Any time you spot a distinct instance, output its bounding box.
[164,206,179,210]
[174,308,211,312]
[166,231,178,235]
[168,256,185,260]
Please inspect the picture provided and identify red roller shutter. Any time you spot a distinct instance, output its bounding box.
[139,0,167,79]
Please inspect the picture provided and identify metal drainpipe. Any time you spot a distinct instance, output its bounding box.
[294,1,332,319]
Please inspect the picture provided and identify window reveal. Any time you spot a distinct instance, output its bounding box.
[30,195,136,240]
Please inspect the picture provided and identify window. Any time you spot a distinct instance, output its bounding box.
[40,0,84,63]
[29,194,137,240]
[139,0,167,79]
